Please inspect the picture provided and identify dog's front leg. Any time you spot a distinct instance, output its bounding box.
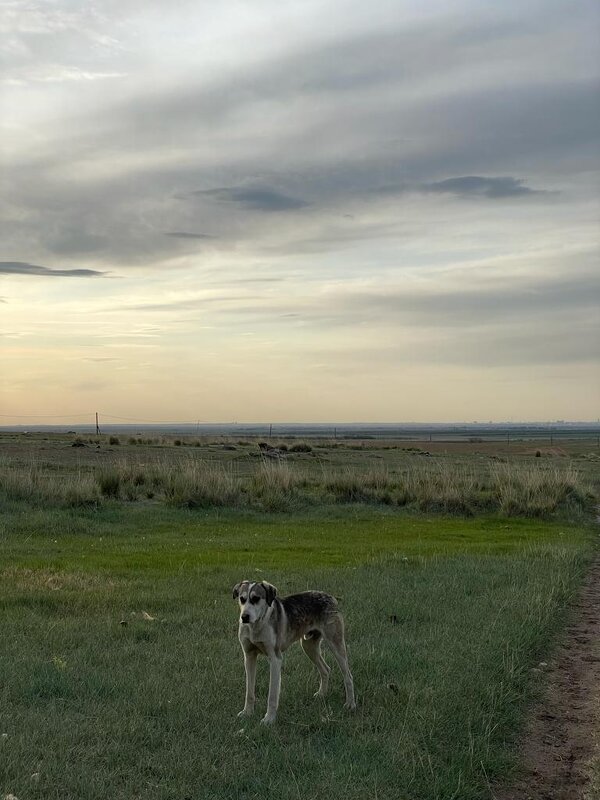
[261,653,282,725]
[238,650,257,717]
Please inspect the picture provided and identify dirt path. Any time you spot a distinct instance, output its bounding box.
[494,553,600,800]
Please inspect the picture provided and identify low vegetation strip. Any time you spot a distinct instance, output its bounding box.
[0,511,595,800]
[0,456,595,517]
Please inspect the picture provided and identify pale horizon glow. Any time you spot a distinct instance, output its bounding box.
[1,0,599,424]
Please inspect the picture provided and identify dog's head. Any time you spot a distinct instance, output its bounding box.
[232,580,277,625]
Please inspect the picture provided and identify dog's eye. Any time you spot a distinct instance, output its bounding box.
[250,596,259,604]
[240,597,247,604]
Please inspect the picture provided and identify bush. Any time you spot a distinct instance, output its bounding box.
[289,442,312,453]
[109,436,120,445]
[491,463,588,517]
[325,466,392,503]
[97,468,121,498]
[162,461,241,508]
[250,461,305,510]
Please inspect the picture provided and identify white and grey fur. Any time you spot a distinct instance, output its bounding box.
[232,580,356,724]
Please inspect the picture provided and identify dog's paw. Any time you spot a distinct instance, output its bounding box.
[313,690,327,699]
[237,708,254,718]
[260,714,276,725]
[344,700,357,711]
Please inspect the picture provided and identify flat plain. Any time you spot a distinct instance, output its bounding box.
[1,432,598,800]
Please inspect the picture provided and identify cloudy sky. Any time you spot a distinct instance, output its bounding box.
[1,0,598,423]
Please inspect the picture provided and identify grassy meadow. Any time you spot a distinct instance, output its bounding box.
[0,432,599,799]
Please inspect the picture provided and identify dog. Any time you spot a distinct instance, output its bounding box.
[232,580,356,724]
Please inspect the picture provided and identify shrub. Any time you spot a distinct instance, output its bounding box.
[289,442,312,453]
[162,461,241,508]
[250,461,307,510]
[324,466,392,503]
[491,463,589,517]
[109,436,120,445]
[97,468,121,498]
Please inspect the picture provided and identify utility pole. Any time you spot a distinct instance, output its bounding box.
[95,412,100,435]
[269,423,272,438]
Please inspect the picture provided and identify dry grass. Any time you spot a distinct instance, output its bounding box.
[159,460,242,508]
[0,568,118,592]
[0,461,100,508]
[0,454,595,518]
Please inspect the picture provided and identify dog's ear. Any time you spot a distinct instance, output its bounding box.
[262,582,277,606]
[232,582,242,600]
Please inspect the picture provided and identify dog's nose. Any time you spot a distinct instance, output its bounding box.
[241,614,250,623]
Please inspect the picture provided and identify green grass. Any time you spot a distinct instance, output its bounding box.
[0,503,595,800]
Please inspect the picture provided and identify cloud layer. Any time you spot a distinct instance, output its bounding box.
[0,261,105,277]
[1,0,598,420]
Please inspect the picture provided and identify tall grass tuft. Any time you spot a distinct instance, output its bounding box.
[0,462,99,508]
[160,460,242,508]
[97,468,121,498]
[324,465,393,504]
[492,462,589,517]
[250,460,306,511]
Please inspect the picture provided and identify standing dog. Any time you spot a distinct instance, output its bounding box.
[232,580,356,724]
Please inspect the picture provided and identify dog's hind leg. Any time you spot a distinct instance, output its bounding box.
[324,615,356,710]
[301,635,331,698]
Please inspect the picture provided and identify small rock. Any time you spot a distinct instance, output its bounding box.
[119,619,127,626]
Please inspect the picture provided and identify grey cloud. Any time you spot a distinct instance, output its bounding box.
[192,186,309,212]
[164,231,214,239]
[0,261,105,277]
[202,268,599,331]
[236,277,284,284]
[373,175,547,200]
[422,176,544,198]
[3,2,598,269]
[120,294,263,312]
[47,228,109,256]
[325,273,600,328]
[308,321,598,370]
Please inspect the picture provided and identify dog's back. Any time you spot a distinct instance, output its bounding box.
[280,591,339,638]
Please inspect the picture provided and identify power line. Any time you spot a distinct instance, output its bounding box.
[98,412,213,424]
[0,411,213,424]
[0,412,94,418]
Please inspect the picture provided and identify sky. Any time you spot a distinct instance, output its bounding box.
[1,0,599,423]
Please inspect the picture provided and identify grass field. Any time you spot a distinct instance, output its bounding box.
[0,433,598,800]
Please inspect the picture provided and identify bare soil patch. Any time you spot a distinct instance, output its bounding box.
[494,551,600,800]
